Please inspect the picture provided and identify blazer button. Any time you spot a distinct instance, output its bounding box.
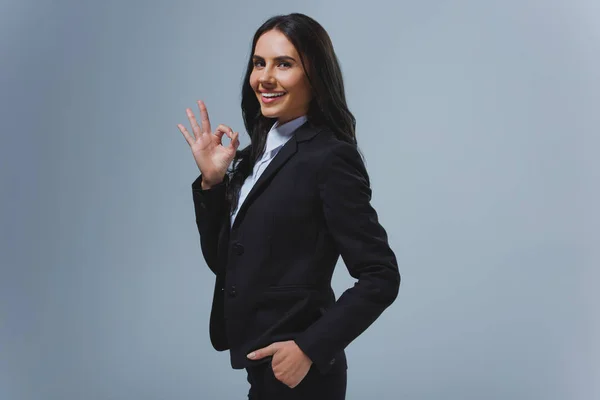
[228,285,237,297]
[329,358,336,365]
[232,242,244,255]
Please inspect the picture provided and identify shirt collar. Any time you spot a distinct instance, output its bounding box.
[264,115,308,154]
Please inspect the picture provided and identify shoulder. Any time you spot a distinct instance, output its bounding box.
[302,124,361,161]
[300,125,368,184]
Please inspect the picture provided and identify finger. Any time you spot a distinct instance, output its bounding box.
[177,124,194,147]
[273,363,295,388]
[197,100,212,134]
[214,124,234,141]
[186,108,202,138]
[228,131,240,151]
[271,364,285,383]
[247,343,279,360]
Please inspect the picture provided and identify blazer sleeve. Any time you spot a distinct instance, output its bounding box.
[293,142,401,374]
[191,174,229,275]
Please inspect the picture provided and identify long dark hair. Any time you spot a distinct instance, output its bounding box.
[227,13,357,210]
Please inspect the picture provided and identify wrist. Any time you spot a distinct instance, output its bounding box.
[201,177,223,190]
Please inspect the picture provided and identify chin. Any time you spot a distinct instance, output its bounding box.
[260,107,281,119]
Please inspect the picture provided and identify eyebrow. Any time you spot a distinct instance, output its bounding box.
[252,54,297,63]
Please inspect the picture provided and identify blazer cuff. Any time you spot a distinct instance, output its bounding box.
[191,174,228,191]
[191,174,228,215]
[293,337,337,375]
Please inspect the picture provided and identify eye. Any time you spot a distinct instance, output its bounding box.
[253,60,265,68]
[278,61,292,68]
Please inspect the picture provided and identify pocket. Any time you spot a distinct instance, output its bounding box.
[265,284,318,292]
[264,360,286,388]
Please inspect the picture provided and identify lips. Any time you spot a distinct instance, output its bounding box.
[260,92,286,104]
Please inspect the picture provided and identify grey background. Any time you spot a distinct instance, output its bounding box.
[1,0,598,399]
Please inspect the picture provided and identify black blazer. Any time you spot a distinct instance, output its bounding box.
[191,121,400,374]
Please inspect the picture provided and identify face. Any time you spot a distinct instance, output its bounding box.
[249,29,312,125]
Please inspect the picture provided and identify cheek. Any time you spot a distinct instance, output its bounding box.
[283,73,307,97]
[298,75,311,96]
[300,81,312,103]
[291,79,312,106]
[249,71,259,90]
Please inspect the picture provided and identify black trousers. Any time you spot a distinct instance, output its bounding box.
[246,360,347,400]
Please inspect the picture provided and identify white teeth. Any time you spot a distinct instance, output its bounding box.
[262,93,285,98]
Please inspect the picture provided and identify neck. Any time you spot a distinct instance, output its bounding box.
[277,114,304,126]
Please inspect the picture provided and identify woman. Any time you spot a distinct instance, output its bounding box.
[177,13,400,400]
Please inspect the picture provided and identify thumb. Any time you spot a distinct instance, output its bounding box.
[229,131,240,151]
[247,343,280,360]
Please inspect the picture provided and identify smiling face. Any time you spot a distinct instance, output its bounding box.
[249,29,312,125]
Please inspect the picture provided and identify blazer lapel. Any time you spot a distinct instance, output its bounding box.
[231,121,319,231]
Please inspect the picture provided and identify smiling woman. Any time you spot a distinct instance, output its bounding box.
[177,12,400,400]
[249,30,312,124]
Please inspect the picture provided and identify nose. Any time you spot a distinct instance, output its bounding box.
[259,66,276,86]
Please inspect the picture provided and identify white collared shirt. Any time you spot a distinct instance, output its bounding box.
[230,115,308,227]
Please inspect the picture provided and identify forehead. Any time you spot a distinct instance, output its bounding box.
[254,29,299,58]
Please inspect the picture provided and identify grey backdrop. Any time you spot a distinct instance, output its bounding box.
[1,0,598,399]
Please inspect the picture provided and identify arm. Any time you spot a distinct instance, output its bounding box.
[294,142,401,374]
[191,174,229,275]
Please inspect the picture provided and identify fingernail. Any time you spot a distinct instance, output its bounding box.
[247,352,256,359]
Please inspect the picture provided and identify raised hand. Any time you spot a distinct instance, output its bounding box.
[178,100,240,188]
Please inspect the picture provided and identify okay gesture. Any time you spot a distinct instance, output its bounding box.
[177,100,240,188]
